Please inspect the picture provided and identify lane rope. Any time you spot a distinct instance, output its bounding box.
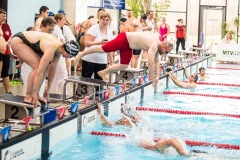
[182,81,240,87]
[90,131,240,150]
[163,91,240,99]
[136,107,240,119]
[208,67,240,70]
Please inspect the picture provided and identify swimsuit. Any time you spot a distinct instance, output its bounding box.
[12,32,44,57]
[102,32,132,65]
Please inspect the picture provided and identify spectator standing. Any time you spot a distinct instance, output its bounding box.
[0,8,12,94]
[158,17,170,42]
[33,6,49,31]
[81,12,113,81]
[50,14,68,94]
[175,19,186,53]
[58,10,72,26]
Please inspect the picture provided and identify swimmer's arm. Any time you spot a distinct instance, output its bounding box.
[154,54,160,78]
[183,67,190,79]
[46,53,61,99]
[97,104,115,127]
[33,48,55,100]
[148,47,158,80]
[140,140,156,150]
[168,72,186,88]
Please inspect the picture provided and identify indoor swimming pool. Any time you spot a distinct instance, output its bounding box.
[49,66,240,160]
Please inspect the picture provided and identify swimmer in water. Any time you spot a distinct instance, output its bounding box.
[168,67,198,88]
[97,103,140,127]
[198,67,209,81]
[97,103,207,156]
[140,137,207,156]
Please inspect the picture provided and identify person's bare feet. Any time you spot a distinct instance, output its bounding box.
[24,95,33,104]
[38,95,47,104]
[33,99,41,107]
[98,71,109,83]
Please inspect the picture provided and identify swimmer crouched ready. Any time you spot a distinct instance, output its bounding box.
[97,103,206,156]
[10,31,79,107]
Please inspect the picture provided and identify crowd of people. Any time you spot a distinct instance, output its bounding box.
[0,5,216,157]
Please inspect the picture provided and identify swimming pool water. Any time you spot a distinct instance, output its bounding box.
[49,68,240,160]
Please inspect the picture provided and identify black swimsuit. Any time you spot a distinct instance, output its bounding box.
[13,32,44,57]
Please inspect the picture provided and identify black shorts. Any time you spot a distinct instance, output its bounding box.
[133,49,142,55]
[0,54,3,61]
[1,54,10,78]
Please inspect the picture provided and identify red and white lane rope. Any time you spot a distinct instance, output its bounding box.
[136,107,240,119]
[208,67,240,70]
[90,131,240,150]
[163,91,240,99]
[182,81,240,87]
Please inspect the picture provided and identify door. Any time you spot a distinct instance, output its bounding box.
[199,6,226,53]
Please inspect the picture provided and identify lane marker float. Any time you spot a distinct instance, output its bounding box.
[136,107,240,119]
[208,67,240,70]
[182,81,240,87]
[90,131,240,150]
[163,91,240,99]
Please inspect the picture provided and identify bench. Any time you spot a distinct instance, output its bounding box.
[63,76,107,102]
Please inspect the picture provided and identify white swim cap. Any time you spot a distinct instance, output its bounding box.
[121,103,136,117]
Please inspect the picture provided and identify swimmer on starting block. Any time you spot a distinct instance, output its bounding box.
[10,31,79,107]
[74,32,173,89]
[97,103,207,156]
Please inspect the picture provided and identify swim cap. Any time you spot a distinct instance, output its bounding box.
[63,40,79,56]
[121,103,136,117]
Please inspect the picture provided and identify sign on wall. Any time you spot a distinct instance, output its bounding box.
[217,44,240,62]
[103,0,125,10]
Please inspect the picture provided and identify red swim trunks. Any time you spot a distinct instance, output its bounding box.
[102,32,132,64]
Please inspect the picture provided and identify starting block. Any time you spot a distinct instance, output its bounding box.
[178,50,198,60]
[63,76,108,102]
[140,59,167,75]
[118,67,145,82]
[48,93,72,102]
[167,54,185,67]
[189,47,209,59]
[0,94,44,130]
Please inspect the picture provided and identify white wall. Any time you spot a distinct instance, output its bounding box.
[8,0,63,34]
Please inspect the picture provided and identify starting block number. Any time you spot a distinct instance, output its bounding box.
[169,58,176,65]
[5,105,28,120]
[119,71,134,81]
[76,84,94,96]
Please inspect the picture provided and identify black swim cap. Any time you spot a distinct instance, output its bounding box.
[63,40,79,56]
